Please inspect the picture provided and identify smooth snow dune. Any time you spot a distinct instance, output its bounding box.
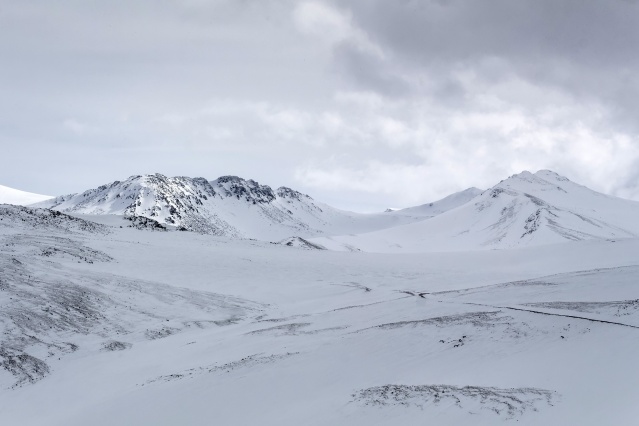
[0,184,51,205]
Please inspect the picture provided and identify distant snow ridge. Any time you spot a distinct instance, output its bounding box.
[34,174,229,235]
[389,187,483,218]
[471,170,639,245]
[32,174,424,240]
[0,185,51,206]
[34,174,312,237]
[312,170,639,252]
[29,169,636,251]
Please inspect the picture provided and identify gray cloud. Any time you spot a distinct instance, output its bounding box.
[1,0,638,211]
[339,0,639,120]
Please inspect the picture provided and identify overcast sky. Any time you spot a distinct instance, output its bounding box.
[2,0,639,211]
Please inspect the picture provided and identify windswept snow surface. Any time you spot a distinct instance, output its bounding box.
[313,170,639,252]
[1,202,639,425]
[32,174,426,240]
[0,184,51,206]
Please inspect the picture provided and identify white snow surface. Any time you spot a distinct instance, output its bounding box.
[3,170,639,425]
[1,200,639,425]
[312,170,639,252]
[0,184,52,205]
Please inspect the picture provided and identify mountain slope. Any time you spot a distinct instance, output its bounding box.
[0,184,51,205]
[312,170,639,252]
[387,187,483,218]
[32,174,425,240]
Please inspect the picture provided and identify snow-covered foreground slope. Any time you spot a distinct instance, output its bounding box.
[32,174,428,240]
[1,205,638,425]
[313,170,639,252]
[0,184,51,205]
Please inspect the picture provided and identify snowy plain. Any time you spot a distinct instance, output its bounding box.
[1,171,639,425]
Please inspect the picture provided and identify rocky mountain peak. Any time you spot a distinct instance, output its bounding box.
[212,176,276,204]
[277,186,312,201]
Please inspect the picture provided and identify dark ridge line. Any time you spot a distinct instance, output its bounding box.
[348,310,503,335]
[254,295,411,325]
[463,302,639,330]
[419,264,639,297]
[326,296,411,313]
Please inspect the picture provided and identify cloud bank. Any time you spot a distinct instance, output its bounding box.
[1,0,638,211]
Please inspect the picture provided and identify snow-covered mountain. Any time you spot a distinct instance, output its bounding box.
[32,174,423,240]
[0,184,51,206]
[23,169,639,251]
[313,170,639,252]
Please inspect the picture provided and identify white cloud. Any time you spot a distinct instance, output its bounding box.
[292,88,639,207]
[293,1,384,58]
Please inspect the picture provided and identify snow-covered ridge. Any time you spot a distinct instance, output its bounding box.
[25,169,639,251]
[312,170,639,252]
[35,174,227,234]
[0,185,52,206]
[388,187,483,218]
[31,173,425,240]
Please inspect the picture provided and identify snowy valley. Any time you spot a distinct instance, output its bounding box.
[1,170,638,425]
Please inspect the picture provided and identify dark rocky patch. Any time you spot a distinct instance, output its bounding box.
[0,205,108,235]
[124,215,167,231]
[102,341,132,351]
[353,384,558,418]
